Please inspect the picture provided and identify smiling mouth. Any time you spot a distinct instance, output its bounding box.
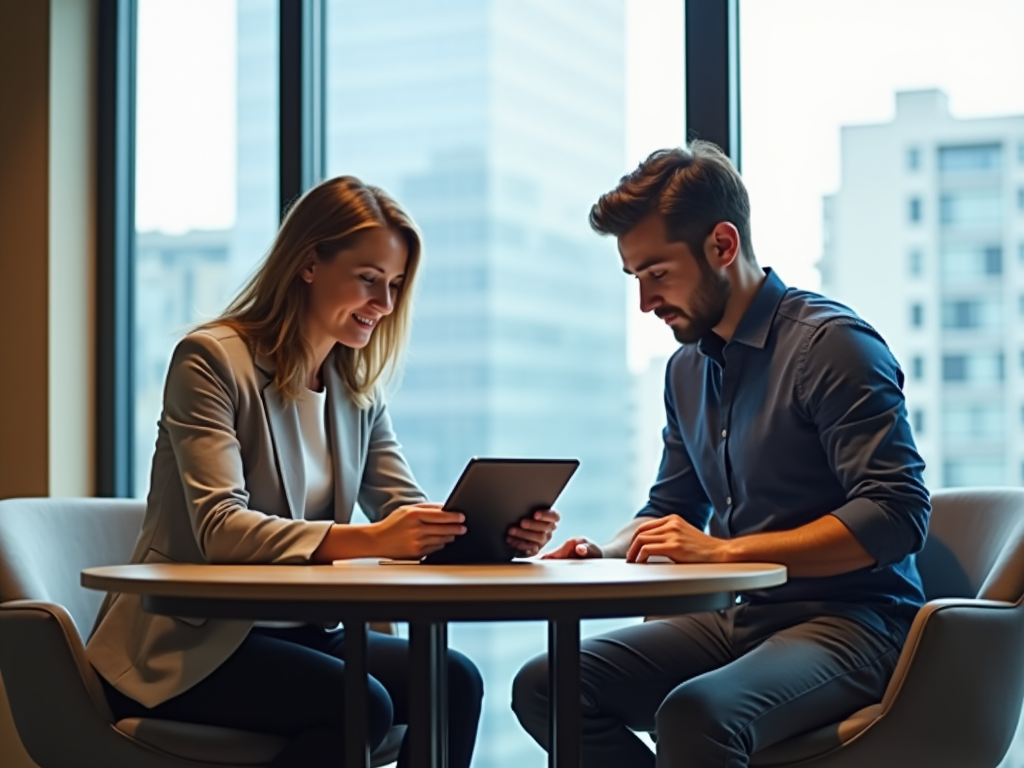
[353,313,378,329]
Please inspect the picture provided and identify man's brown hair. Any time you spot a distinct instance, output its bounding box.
[589,141,755,262]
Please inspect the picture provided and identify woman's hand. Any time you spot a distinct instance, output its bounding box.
[541,536,603,559]
[507,509,561,557]
[370,503,467,560]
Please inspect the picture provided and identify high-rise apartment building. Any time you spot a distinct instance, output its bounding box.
[821,89,1024,490]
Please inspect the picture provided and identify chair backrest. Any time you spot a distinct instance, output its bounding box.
[0,498,145,637]
[917,487,1024,603]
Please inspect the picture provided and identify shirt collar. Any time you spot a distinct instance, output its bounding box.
[698,268,788,358]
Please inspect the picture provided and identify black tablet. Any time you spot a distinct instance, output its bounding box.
[420,458,579,565]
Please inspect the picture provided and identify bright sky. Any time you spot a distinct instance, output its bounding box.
[135,0,237,235]
[134,0,1024,372]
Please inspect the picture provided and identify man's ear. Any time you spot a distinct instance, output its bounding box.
[705,222,741,269]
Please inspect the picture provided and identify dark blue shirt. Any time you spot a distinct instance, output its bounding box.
[638,269,930,641]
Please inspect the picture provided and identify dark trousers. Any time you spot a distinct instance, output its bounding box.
[101,625,483,768]
[512,604,901,768]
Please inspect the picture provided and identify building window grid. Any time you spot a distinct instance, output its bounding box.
[909,197,922,223]
[908,249,924,276]
[911,355,925,381]
[910,302,924,328]
[911,409,925,434]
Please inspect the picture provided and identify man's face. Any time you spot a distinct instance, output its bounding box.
[619,213,731,344]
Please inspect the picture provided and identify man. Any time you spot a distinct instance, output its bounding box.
[512,142,929,768]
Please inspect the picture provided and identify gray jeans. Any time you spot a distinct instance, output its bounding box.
[512,603,902,768]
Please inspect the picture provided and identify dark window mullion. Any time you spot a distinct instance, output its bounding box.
[279,0,326,217]
[684,0,741,168]
[96,0,137,497]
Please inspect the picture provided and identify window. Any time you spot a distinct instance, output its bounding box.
[943,355,966,381]
[910,303,924,328]
[911,409,925,434]
[132,0,279,494]
[941,298,1002,330]
[908,197,922,223]
[908,249,923,276]
[911,355,924,380]
[942,403,1005,440]
[937,143,1002,173]
[906,146,921,170]
[939,189,1003,227]
[945,458,1007,487]
[324,1,683,761]
[940,244,1002,279]
[942,352,1004,383]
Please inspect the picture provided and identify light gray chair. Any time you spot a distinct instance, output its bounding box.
[0,497,404,768]
[748,487,1024,768]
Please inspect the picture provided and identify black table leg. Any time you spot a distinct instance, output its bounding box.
[344,619,370,768]
[409,621,449,768]
[548,618,581,768]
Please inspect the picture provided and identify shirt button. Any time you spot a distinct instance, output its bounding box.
[721,429,728,439]
[726,496,732,506]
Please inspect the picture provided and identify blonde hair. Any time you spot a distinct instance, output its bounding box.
[209,176,421,407]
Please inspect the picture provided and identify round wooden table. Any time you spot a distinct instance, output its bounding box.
[82,559,786,768]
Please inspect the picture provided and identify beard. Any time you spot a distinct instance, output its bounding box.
[658,260,731,344]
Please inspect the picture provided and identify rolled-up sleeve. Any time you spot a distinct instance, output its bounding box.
[637,356,714,529]
[799,320,930,568]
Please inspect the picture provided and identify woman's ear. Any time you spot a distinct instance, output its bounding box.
[299,256,316,284]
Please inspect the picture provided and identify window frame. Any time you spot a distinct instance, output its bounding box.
[95,0,734,496]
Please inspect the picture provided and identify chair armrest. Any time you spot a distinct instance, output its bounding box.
[0,601,119,765]
[1,600,241,768]
[0,600,114,720]
[845,597,1024,768]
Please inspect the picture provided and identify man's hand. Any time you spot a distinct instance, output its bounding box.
[626,514,727,563]
[541,536,603,559]
[507,509,561,557]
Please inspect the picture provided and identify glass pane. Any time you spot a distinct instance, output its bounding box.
[134,0,278,495]
[326,1,682,764]
[741,3,1024,759]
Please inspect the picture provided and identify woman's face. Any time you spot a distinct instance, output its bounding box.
[301,226,409,350]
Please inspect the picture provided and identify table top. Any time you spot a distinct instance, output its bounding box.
[81,559,786,604]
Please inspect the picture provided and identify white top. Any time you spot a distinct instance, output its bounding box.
[295,385,334,519]
[256,385,334,629]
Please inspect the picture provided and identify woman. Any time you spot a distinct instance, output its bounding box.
[87,177,561,768]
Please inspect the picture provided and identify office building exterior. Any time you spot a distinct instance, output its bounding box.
[821,89,1024,490]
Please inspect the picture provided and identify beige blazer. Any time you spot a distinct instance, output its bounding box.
[86,326,426,707]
